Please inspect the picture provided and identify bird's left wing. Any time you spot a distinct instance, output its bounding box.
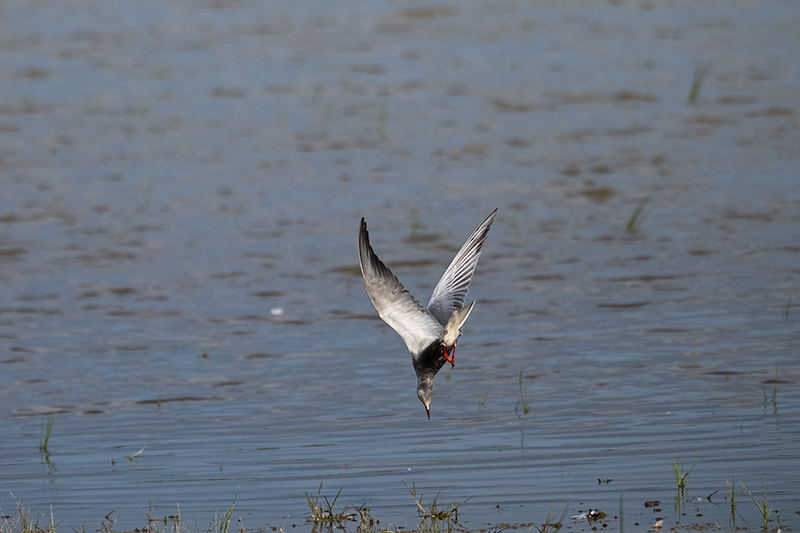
[358,218,442,356]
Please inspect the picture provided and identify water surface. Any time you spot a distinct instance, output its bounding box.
[1,0,798,531]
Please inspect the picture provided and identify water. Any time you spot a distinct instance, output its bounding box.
[1,0,799,531]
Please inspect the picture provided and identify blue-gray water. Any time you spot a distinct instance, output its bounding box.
[1,1,798,531]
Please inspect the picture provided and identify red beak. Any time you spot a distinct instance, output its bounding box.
[426,406,430,420]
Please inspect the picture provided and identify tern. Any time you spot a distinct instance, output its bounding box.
[358,208,497,419]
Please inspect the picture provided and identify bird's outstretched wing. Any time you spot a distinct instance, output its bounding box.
[359,218,442,356]
[427,208,497,326]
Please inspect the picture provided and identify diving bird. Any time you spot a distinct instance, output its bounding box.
[357,208,497,419]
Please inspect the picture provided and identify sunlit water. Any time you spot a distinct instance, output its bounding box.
[1,1,798,531]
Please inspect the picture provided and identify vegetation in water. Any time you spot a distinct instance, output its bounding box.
[38,413,56,458]
[689,61,712,104]
[626,196,649,233]
[0,467,790,533]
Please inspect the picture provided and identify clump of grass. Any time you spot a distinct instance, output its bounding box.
[39,412,56,458]
[0,499,57,533]
[740,480,772,532]
[217,494,237,533]
[140,501,188,533]
[673,454,699,496]
[200,494,239,533]
[354,502,381,533]
[626,196,650,233]
[689,61,712,104]
[535,507,567,533]
[305,483,355,530]
[98,512,118,533]
[405,483,469,533]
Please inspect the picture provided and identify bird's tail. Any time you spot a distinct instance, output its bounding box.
[442,300,475,346]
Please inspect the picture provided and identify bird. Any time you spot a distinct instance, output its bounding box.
[357,208,497,419]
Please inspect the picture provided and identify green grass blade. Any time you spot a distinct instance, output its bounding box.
[39,412,56,455]
[219,493,237,533]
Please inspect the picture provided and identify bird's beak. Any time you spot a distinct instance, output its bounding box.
[426,405,430,420]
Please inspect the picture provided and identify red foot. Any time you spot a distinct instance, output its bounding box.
[442,344,456,368]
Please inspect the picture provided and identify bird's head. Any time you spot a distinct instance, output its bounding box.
[416,373,435,420]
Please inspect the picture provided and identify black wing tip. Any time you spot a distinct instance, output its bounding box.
[359,217,369,245]
[472,208,498,242]
[358,216,387,277]
[358,217,370,274]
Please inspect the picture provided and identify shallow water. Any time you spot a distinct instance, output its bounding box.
[1,0,799,531]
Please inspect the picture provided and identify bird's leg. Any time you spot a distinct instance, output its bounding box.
[442,344,455,368]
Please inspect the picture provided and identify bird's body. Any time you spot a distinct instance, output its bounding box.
[357,209,497,418]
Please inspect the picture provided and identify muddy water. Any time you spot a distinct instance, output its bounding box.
[1,0,799,531]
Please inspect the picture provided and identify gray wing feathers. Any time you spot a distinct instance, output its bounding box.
[427,208,497,325]
[358,218,442,356]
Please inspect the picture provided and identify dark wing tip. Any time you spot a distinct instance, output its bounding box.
[358,216,391,282]
[358,217,369,247]
[358,217,369,271]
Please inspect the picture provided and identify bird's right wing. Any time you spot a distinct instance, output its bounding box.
[427,208,497,325]
[358,218,442,356]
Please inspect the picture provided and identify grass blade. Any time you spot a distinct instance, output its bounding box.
[626,196,649,233]
[689,61,712,104]
[219,493,237,533]
[39,412,56,456]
